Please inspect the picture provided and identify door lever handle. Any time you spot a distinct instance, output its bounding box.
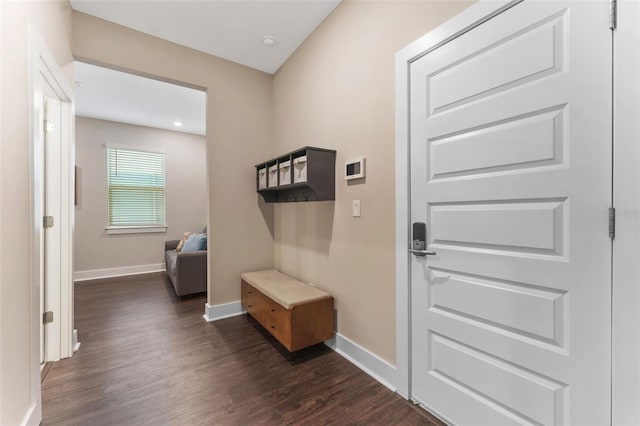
[409,249,436,256]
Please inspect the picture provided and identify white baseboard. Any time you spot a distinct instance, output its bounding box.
[325,333,397,392]
[74,263,165,282]
[21,402,38,426]
[200,302,397,392]
[203,301,246,322]
[72,329,80,353]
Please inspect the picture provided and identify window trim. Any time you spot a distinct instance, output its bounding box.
[105,225,168,235]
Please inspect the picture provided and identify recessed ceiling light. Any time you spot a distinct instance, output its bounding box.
[173,121,183,127]
[263,36,277,46]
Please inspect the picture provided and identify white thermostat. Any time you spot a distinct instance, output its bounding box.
[345,157,366,181]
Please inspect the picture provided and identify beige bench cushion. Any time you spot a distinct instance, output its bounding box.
[241,269,331,309]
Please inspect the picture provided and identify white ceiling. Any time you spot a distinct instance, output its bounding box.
[69,0,342,74]
[75,61,207,135]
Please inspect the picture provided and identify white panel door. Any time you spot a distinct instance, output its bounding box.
[409,1,612,425]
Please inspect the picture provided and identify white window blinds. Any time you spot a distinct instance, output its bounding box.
[107,147,165,226]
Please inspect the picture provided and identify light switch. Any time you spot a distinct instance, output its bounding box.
[352,200,361,217]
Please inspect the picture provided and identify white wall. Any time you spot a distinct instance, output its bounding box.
[74,117,207,276]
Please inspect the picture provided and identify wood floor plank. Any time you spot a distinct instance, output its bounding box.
[42,272,442,425]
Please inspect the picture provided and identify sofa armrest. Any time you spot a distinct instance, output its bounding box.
[165,240,180,251]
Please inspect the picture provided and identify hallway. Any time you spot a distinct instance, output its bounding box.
[41,273,440,425]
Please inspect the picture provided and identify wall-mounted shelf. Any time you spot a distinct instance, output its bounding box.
[256,146,336,203]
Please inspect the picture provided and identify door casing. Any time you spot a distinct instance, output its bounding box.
[27,25,75,426]
[395,0,521,400]
[395,0,640,422]
[612,1,640,424]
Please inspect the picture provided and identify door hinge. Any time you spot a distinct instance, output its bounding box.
[609,207,616,240]
[44,119,54,134]
[43,311,54,324]
[43,216,54,228]
[610,0,617,30]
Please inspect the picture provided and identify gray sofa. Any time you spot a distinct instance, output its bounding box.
[164,240,207,296]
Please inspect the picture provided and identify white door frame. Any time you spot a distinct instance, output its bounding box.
[395,0,640,424]
[612,1,640,424]
[395,1,639,421]
[394,0,519,399]
[27,25,74,425]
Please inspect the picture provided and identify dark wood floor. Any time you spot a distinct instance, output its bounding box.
[42,272,442,425]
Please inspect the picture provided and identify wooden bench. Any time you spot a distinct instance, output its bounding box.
[241,270,334,352]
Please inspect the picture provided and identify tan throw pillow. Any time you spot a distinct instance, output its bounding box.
[176,232,192,252]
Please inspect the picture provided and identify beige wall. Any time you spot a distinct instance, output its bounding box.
[72,2,474,371]
[0,1,73,424]
[74,117,207,273]
[72,12,275,305]
[272,0,472,364]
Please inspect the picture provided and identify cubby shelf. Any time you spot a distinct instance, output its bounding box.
[255,146,336,203]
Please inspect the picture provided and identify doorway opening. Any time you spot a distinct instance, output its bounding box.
[70,60,209,334]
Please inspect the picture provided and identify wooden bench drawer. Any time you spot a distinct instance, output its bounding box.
[264,302,291,346]
[242,280,267,325]
[241,279,334,352]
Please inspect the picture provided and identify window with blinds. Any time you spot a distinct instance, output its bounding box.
[107,147,165,227]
